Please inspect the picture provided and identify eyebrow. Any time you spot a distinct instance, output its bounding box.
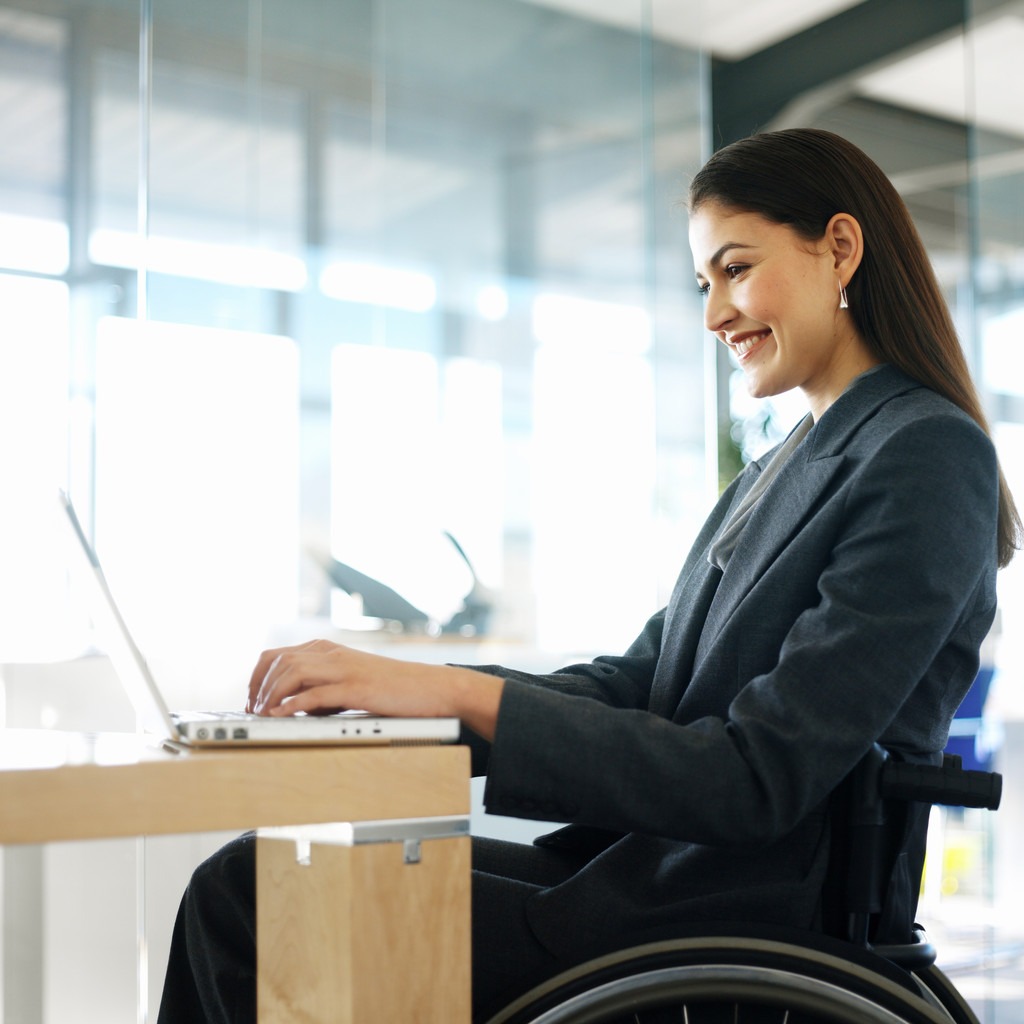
[694,242,752,280]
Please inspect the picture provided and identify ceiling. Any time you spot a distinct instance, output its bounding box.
[517,0,868,60]
[856,10,1024,139]
[516,0,1024,276]
[519,0,1024,140]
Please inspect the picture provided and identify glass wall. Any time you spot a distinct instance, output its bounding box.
[969,0,1024,705]
[0,3,705,1020]
[968,3,1024,1003]
[0,0,708,704]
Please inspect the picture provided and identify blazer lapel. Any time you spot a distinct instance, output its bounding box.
[696,366,922,660]
[649,555,725,718]
[697,450,845,655]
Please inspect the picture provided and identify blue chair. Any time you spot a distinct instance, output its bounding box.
[945,668,995,773]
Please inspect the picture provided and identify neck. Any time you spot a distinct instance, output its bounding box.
[803,329,880,421]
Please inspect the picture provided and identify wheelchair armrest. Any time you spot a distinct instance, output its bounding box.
[837,745,1001,952]
[881,755,1001,811]
[870,925,937,971]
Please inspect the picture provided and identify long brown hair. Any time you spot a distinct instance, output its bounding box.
[689,128,1021,567]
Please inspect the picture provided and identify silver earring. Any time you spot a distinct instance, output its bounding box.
[839,283,849,310]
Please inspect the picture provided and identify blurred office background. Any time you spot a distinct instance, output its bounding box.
[0,0,1022,1020]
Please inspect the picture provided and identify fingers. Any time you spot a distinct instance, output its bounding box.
[246,640,344,714]
[251,653,317,715]
[243,638,323,712]
[245,640,456,720]
[246,647,285,711]
[247,646,299,711]
[263,684,351,717]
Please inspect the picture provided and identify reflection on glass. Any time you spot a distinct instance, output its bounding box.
[319,260,436,311]
[89,229,307,291]
[533,344,657,653]
[532,294,651,356]
[94,317,300,705]
[0,274,71,660]
[0,212,68,275]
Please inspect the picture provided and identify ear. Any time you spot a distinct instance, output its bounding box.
[825,212,864,287]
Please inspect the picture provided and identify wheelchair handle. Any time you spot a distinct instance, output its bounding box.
[880,755,1002,810]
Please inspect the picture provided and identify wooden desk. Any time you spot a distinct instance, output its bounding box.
[0,729,472,1022]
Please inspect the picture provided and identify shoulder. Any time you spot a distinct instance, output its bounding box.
[877,380,981,426]
[856,385,994,466]
[838,386,999,545]
[815,368,995,471]
[805,373,999,541]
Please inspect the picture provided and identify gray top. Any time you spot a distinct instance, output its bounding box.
[709,413,813,570]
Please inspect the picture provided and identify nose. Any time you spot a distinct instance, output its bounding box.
[703,287,735,335]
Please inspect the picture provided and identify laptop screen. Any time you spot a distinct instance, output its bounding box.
[59,490,179,740]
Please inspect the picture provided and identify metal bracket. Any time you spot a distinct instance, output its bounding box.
[258,815,469,867]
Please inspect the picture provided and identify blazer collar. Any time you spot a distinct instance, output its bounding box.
[803,364,921,461]
[695,365,922,660]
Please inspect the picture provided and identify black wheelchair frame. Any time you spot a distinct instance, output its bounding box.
[483,746,1003,1024]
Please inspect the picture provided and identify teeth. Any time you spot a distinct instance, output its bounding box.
[733,331,769,356]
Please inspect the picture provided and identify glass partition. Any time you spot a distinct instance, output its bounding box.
[76,0,707,694]
[967,3,1024,994]
[0,0,709,685]
[0,4,706,1019]
[968,0,1024,691]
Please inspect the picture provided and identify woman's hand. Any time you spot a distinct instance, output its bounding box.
[245,638,503,740]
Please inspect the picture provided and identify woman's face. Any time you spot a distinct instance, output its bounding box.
[689,201,872,420]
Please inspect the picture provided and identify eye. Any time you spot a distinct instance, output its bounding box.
[724,264,748,279]
[697,280,710,297]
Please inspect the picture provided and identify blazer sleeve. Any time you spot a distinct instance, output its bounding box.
[458,607,666,776]
[457,466,760,776]
[480,410,999,843]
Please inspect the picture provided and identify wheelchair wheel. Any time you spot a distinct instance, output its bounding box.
[483,936,955,1024]
[911,965,980,1024]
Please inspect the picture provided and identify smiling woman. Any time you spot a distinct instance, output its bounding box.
[158,130,1020,1024]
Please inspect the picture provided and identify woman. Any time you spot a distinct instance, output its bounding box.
[158,129,1019,1023]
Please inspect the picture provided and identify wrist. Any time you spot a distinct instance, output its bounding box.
[445,667,503,742]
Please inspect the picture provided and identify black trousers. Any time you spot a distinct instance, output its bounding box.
[156,832,588,1024]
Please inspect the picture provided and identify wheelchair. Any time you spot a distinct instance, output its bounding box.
[482,745,1003,1024]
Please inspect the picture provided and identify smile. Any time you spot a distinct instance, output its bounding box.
[730,330,772,358]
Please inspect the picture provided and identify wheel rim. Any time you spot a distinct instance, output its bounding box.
[522,963,947,1024]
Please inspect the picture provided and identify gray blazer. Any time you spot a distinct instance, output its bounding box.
[466,364,999,958]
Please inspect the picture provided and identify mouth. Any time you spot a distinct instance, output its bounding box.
[729,329,772,359]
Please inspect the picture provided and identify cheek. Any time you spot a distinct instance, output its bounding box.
[740,279,790,326]
[750,276,829,337]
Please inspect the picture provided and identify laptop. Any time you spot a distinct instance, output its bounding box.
[58,490,461,749]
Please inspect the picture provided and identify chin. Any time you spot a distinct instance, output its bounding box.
[743,378,774,400]
[743,372,789,402]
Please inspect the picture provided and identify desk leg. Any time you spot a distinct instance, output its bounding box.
[2,845,44,1024]
[256,833,471,1023]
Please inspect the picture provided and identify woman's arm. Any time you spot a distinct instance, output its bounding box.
[244,461,753,740]
[247,640,505,740]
